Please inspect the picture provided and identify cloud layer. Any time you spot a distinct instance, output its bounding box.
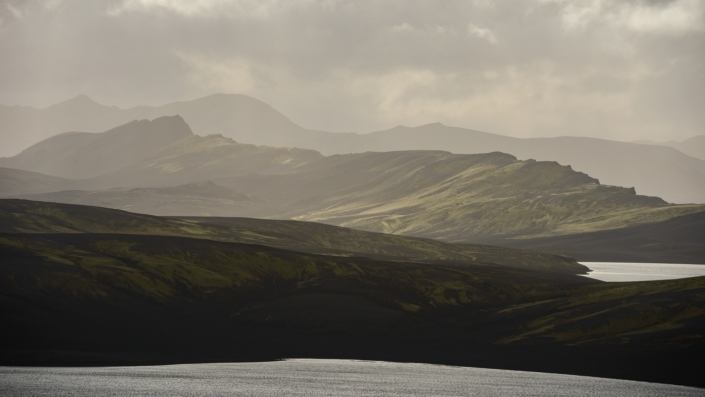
[1,0,703,141]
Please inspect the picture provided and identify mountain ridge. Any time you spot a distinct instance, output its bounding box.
[2,94,704,203]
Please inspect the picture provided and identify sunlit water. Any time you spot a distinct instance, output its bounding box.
[580,262,705,282]
[1,359,702,396]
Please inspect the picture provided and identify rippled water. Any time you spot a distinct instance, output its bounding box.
[1,359,702,396]
[580,262,705,282]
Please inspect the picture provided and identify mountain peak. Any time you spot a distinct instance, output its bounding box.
[46,94,105,111]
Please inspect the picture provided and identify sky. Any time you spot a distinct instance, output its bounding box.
[0,0,704,141]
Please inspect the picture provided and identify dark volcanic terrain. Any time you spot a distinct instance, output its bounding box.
[1,200,704,387]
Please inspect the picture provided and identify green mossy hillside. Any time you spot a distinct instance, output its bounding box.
[0,199,586,273]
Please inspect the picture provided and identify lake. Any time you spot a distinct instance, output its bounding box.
[1,359,702,396]
[580,262,705,282]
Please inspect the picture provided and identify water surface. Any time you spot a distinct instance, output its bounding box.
[580,262,705,282]
[1,359,702,396]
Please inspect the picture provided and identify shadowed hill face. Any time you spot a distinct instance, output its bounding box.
[0,115,193,179]
[0,199,587,273]
[484,210,705,264]
[2,229,705,387]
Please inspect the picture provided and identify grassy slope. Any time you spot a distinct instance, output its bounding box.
[0,199,586,273]
[219,151,705,240]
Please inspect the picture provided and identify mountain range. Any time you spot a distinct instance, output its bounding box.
[6,116,704,244]
[634,135,705,162]
[2,94,705,203]
[2,93,705,388]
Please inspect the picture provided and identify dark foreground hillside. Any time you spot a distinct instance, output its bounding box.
[1,201,704,387]
[487,211,705,264]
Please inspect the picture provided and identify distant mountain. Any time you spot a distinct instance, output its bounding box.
[304,123,705,204]
[88,133,323,188]
[0,167,78,197]
[0,115,193,179]
[0,93,330,158]
[634,135,705,162]
[3,94,703,203]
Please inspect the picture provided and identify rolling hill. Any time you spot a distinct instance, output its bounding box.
[483,210,705,264]
[213,151,705,240]
[0,199,586,273]
[310,123,705,204]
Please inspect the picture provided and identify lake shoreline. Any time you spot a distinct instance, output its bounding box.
[3,359,704,396]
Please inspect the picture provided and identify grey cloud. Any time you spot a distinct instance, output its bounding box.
[0,0,703,141]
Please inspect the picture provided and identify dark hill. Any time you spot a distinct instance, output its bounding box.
[1,228,704,387]
[484,210,705,264]
[0,199,585,274]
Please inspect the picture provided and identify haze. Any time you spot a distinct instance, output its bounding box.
[1,0,704,143]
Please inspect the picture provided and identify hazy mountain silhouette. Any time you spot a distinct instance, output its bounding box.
[2,94,704,203]
[634,135,705,162]
[0,167,79,197]
[0,93,332,158]
[87,133,323,188]
[0,115,193,178]
[308,123,705,204]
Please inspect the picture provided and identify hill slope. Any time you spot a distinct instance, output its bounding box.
[0,115,193,179]
[485,210,705,264]
[0,199,586,273]
[310,123,705,204]
[214,151,705,240]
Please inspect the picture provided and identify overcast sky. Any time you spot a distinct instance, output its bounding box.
[1,0,703,141]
